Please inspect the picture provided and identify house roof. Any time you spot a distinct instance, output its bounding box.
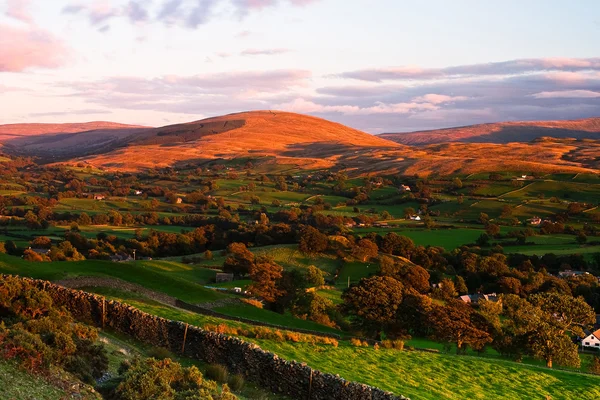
[593,329,600,338]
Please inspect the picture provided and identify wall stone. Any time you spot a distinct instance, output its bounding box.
[8,275,409,400]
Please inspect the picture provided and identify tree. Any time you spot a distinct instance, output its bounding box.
[500,205,513,218]
[479,213,490,225]
[498,276,522,295]
[428,299,492,353]
[576,232,587,245]
[502,294,593,368]
[396,292,432,336]
[476,233,490,247]
[434,278,457,300]
[306,265,325,287]
[380,233,415,258]
[222,242,255,277]
[77,212,91,226]
[351,238,378,262]
[248,258,284,303]
[590,356,600,375]
[452,177,463,189]
[423,216,435,229]
[485,223,501,237]
[31,236,52,249]
[298,226,328,255]
[402,265,430,294]
[403,207,415,219]
[454,276,468,295]
[342,276,404,334]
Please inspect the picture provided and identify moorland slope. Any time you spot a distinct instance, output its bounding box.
[1,112,599,176]
[380,117,600,145]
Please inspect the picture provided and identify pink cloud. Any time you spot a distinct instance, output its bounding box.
[531,90,600,99]
[0,24,71,72]
[412,94,468,104]
[6,0,32,23]
[275,98,438,115]
[342,58,600,82]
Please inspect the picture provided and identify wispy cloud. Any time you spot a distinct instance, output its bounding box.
[531,90,600,99]
[341,58,600,82]
[5,0,33,23]
[240,48,291,56]
[0,24,71,72]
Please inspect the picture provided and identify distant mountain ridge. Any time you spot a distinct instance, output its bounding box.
[379,117,600,145]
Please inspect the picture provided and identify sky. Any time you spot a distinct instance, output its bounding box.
[1,0,599,133]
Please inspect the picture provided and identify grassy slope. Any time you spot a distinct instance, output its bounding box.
[0,361,66,400]
[81,287,600,400]
[0,253,224,303]
[0,253,341,335]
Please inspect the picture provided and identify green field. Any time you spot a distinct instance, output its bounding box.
[252,340,600,400]
[0,361,72,400]
[502,180,600,203]
[79,287,600,400]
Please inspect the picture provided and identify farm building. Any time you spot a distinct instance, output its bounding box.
[94,194,106,200]
[399,184,411,192]
[582,329,600,350]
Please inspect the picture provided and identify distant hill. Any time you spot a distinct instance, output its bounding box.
[0,111,400,169]
[379,117,600,145]
[1,112,598,176]
[0,121,149,139]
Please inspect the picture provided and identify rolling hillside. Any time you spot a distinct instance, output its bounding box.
[1,112,599,176]
[0,121,151,160]
[380,117,600,145]
[1,111,402,170]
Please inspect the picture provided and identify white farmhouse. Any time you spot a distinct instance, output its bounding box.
[582,329,600,350]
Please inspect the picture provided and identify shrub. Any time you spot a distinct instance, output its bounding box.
[240,298,263,309]
[205,364,228,383]
[284,332,301,342]
[590,356,600,375]
[349,338,368,347]
[228,373,245,392]
[147,346,172,360]
[114,358,237,400]
[380,339,405,350]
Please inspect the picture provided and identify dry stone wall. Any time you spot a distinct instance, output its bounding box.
[10,275,408,400]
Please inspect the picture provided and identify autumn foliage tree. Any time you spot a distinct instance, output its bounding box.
[500,293,595,368]
[428,299,492,353]
[342,276,404,334]
[298,226,328,255]
[223,242,255,277]
[248,257,284,303]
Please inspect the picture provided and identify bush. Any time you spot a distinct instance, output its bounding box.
[590,356,600,375]
[380,339,405,350]
[228,373,245,392]
[240,298,263,309]
[113,358,237,400]
[147,346,172,360]
[205,364,228,383]
[349,338,368,347]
